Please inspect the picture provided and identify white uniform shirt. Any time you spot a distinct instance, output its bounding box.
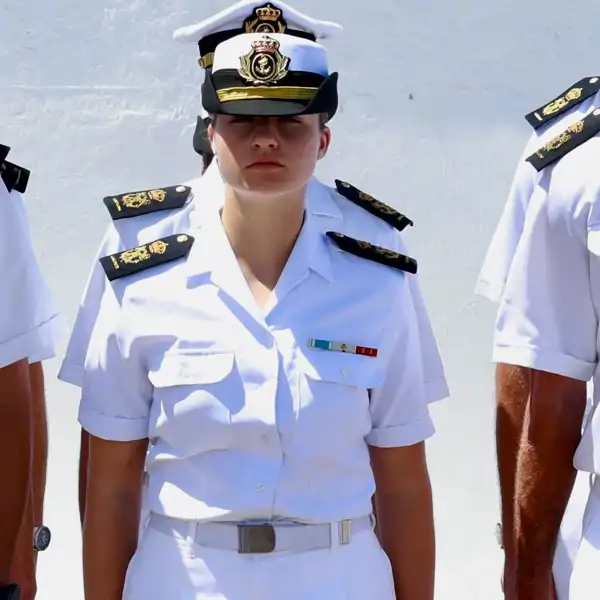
[78,176,436,522]
[59,162,449,404]
[0,179,61,368]
[476,91,600,303]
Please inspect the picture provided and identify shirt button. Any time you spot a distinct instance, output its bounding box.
[340,369,348,377]
[255,483,265,491]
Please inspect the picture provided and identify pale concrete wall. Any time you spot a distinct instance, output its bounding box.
[2,0,598,597]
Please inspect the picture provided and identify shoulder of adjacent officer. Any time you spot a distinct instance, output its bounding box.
[102,180,198,222]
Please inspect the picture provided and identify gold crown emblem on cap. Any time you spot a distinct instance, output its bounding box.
[239,35,290,85]
[244,3,287,34]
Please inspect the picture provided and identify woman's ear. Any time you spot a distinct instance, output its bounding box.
[317,126,331,160]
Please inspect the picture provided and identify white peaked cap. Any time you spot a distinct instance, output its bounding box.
[173,0,343,45]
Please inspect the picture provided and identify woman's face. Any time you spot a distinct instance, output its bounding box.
[208,114,331,198]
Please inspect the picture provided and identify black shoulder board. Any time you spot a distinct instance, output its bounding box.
[103,185,192,220]
[525,76,600,130]
[99,234,194,281]
[326,231,417,274]
[0,144,10,164]
[0,161,30,193]
[526,108,600,171]
[334,179,413,232]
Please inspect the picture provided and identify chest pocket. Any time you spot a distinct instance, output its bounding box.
[295,349,386,450]
[148,351,239,454]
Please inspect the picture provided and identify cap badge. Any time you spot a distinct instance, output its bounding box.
[243,3,287,34]
[239,35,289,85]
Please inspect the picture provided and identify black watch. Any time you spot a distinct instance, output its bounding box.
[33,525,51,551]
[0,584,20,600]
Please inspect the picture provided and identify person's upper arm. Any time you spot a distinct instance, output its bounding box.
[78,280,152,442]
[366,276,435,448]
[58,228,115,387]
[0,184,62,368]
[492,177,598,381]
[390,230,449,403]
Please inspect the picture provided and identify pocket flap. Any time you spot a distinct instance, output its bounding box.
[299,349,385,389]
[149,351,235,387]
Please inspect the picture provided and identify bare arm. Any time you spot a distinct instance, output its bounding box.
[513,370,586,597]
[370,442,435,600]
[83,434,147,600]
[78,428,90,528]
[10,362,47,600]
[495,363,531,595]
[0,359,32,584]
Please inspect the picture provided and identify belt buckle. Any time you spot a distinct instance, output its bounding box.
[237,523,276,554]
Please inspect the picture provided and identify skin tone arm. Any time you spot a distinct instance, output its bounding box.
[78,429,90,528]
[83,435,147,600]
[0,358,33,586]
[497,364,587,599]
[10,362,48,600]
[370,441,435,600]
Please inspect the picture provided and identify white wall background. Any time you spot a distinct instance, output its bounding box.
[2,0,599,598]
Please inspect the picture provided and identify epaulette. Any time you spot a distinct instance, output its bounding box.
[103,184,192,220]
[99,234,194,281]
[334,180,413,232]
[526,108,600,171]
[0,144,10,164]
[0,161,30,193]
[525,76,600,130]
[326,231,417,274]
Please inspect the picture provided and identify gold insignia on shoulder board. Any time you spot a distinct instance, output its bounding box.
[533,120,584,158]
[243,3,288,34]
[121,189,167,209]
[542,87,583,116]
[239,36,290,85]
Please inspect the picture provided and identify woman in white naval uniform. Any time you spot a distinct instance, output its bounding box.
[79,32,437,600]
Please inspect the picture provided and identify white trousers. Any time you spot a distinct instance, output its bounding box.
[567,475,600,599]
[123,518,396,600]
[553,471,593,600]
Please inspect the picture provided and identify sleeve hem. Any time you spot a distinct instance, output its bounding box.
[78,402,149,442]
[492,346,595,381]
[0,313,64,368]
[57,360,84,387]
[366,415,435,448]
[424,378,450,404]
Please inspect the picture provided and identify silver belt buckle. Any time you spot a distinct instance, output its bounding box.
[237,523,276,554]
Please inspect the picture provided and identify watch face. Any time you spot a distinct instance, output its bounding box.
[33,526,51,551]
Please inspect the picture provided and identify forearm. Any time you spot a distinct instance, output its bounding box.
[79,429,90,528]
[512,371,586,595]
[29,362,48,525]
[0,359,33,583]
[83,434,147,600]
[495,364,530,567]
[374,478,435,600]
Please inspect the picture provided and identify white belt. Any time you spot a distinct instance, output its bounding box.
[149,512,375,554]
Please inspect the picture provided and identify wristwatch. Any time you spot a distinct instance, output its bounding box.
[0,584,20,600]
[33,525,51,552]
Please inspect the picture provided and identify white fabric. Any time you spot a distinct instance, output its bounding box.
[476,90,600,303]
[0,178,62,368]
[59,164,448,404]
[123,522,393,600]
[78,176,436,522]
[173,0,343,45]
[211,33,329,77]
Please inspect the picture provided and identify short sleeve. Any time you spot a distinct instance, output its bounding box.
[0,183,63,368]
[476,137,537,303]
[78,282,153,442]
[366,278,435,448]
[492,182,598,381]
[390,231,449,403]
[58,228,114,386]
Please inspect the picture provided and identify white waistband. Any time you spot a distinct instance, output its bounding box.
[148,513,375,554]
